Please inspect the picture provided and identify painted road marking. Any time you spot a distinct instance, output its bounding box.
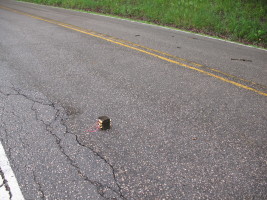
[18,0,267,52]
[0,5,266,97]
[0,141,25,200]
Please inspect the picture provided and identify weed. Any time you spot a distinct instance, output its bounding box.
[20,0,267,47]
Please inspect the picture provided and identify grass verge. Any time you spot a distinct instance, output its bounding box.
[20,0,267,48]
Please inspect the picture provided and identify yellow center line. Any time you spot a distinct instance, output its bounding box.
[1,5,267,97]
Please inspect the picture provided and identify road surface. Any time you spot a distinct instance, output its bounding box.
[0,0,266,199]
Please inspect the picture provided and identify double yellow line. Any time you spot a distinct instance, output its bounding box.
[1,5,266,97]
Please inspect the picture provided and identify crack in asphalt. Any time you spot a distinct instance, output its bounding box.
[0,86,126,200]
[0,167,12,199]
[31,102,125,200]
[75,137,125,200]
[32,171,45,200]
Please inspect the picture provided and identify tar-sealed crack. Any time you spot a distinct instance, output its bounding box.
[0,167,12,199]
[0,86,126,200]
[231,58,252,62]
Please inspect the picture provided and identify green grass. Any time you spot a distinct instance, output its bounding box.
[20,0,267,47]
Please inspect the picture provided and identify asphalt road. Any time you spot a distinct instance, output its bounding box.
[0,0,267,199]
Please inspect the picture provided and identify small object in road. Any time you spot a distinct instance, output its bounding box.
[192,137,197,140]
[98,116,111,130]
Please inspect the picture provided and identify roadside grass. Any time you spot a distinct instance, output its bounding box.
[20,0,267,48]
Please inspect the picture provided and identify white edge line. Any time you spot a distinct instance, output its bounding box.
[17,0,267,52]
[0,142,25,200]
